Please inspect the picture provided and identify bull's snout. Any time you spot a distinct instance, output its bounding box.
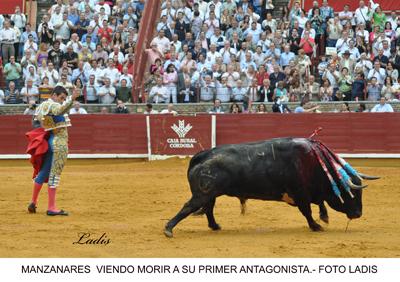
[347,210,362,219]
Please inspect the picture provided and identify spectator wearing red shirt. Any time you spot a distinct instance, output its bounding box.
[255,64,269,86]
[112,54,123,73]
[98,20,113,44]
[299,31,315,57]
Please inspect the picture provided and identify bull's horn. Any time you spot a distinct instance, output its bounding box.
[347,180,368,190]
[358,173,380,180]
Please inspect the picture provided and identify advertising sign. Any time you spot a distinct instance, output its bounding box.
[150,115,212,156]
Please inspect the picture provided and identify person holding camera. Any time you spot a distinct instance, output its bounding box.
[39,23,54,45]
[24,100,37,115]
[114,100,129,114]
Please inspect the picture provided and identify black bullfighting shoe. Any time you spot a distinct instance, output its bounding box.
[46,210,69,216]
[28,202,37,213]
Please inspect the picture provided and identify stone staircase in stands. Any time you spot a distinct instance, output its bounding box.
[272,0,290,19]
[36,0,52,29]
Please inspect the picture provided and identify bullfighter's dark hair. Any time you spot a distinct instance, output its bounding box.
[52,86,68,96]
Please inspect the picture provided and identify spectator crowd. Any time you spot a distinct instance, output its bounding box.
[0,0,397,113]
[0,0,139,111]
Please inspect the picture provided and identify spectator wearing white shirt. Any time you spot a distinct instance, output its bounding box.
[88,59,105,86]
[48,0,66,15]
[209,27,225,50]
[69,101,88,114]
[24,65,41,87]
[53,12,74,43]
[240,52,257,73]
[149,77,169,103]
[21,79,39,104]
[206,1,222,19]
[95,2,111,16]
[0,20,17,63]
[244,22,263,45]
[368,61,386,85]
[388,12,399,31]
[219,41,236,65]
[215,76,231,102]
[98,78,116,104]
[150,29,171,54]
[11,6,26,31]
[356,23,370,44]
[160,103,178,115]
[279,45,296,69]
[262,13,278,33]
[355,53,373,77]
[340,40,360,61]
[71,61,89,84]
[253,46,266,67]
[161,2,176,23]
[163,55,181,71]
[103,59,120,87]
[40,61,59,86]
[119,67,133,87]
[355,0,371,27]
[338,4,354,26]
[108,46,125,63]
[200,75,216,102]
[231,80,248,102]
[371,97,394,112]
[206,43,222,65]
[335,31,351,53]
[50,6,64,31]
[322,64,340,94]
[23,35,38,56]
[204,11,219,38]
[66,33,83,53]
[86,75,99,103]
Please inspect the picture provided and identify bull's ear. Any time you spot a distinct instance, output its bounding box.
[358,173,380,180]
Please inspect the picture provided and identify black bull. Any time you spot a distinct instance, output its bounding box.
[164,138,379,237]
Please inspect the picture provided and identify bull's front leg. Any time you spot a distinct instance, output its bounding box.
[164,196,209,238]
[297,201,323,232]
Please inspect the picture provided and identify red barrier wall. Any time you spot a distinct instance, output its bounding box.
[0,0,25,14]
[0,115,148,155]
[216,113,400,153]
[1,113,400,156]
[68,115,148,154]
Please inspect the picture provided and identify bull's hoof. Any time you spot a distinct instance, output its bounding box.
[320,215,329,224]
[209,224,221,231]
[310,222,324,232]
[164,228,173,238]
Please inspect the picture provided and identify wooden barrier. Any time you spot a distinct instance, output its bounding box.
[216,113,400,153]
[1,113,400,156]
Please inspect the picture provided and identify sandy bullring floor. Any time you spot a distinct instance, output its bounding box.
[0,158,399,258]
